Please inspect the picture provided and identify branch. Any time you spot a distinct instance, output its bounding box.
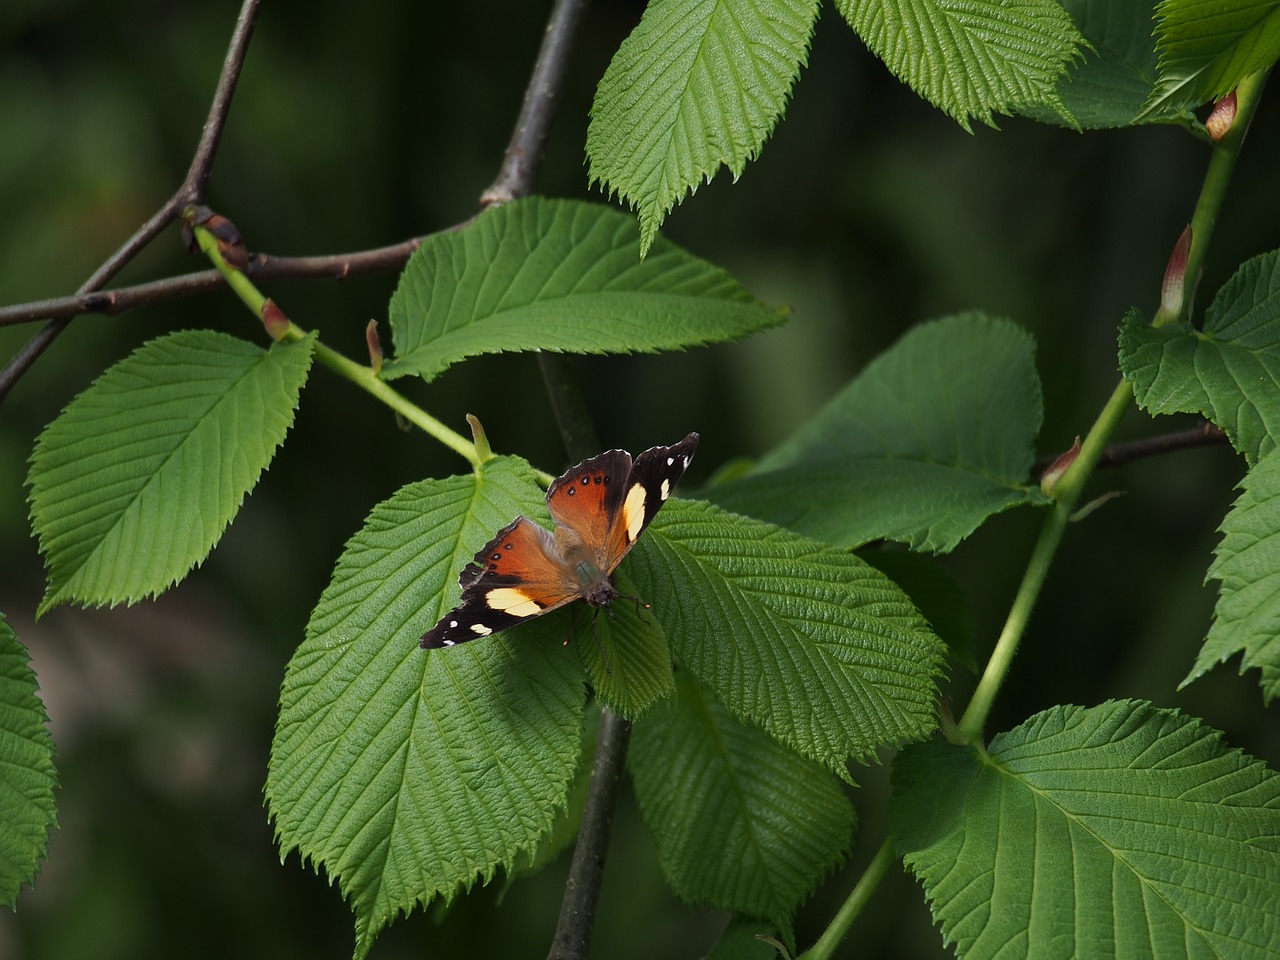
[1034,421,1228,477]
[0,0,262,407]
[482,0,592,204]
[547,708,632,960]
[0,238,427,328]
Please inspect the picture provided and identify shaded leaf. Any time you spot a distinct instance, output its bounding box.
[383,197,781,381]
[892,700,1280,959]
[1119,248,1280,466]
[707,314,1048,552]
[587,0,820,255]
[704,916,782,960]
[0,615,58,907]
[630,672,854,936]
[1021,0,1193,128]
[267,459,586,958]
[29,330,314,614]
[629,500,946,776]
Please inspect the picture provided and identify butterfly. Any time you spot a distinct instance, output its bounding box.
[421,432,699,650]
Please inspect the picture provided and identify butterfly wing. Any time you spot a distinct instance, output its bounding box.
[547,432,699,576]
[420,517,580,648]
[545,447,635,573]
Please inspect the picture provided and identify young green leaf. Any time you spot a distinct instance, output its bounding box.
[28,330,314,615]
[586,0,820,256]
[629,500,946,777]
[382,197,782,381]
[1140,0,1280,120]
[836,0,1085,130]
[1120,248,1280,466]
[630,672,855,938]
[574,568,675,720]
[707,313,1048,552]
[1020,0,1193,128]
[0,615,58,907]
[1183,449,1280,703]
[892,700,1280,959]
[266,459,586,959]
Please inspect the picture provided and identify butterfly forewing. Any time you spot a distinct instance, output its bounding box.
[546,448,634,573]
[421,517,579,648]
[601,432,700,571]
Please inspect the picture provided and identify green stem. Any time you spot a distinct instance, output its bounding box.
[959,378,1133,740]
[1169,68,1270,327]
[191,223,479,468]
[799,839,897,960]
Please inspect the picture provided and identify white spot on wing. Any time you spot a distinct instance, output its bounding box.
[469,623,493,636]
[660,479,671,500]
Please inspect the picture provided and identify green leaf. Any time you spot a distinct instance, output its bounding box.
[836,0,1086,130]
[586,0,820,256]
[1021,0,1192,128]
[630,672,855,936]
[0,615,58,907]
[706,314,1048,552]
[574,568,675,720]
[1140,0,1280,120]
[266,458,586,959]
[629,500,946,776]
[29,330,314,615]
[383,197,782,381]
[1183,449,1280,702]
[892,700,1280,959]
[1119,248,1280,466]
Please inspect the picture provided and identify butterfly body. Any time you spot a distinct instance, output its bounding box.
[421,433,699,649]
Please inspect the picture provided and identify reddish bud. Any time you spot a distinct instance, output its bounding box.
[180,204,215,254]
[180,205,248,268]
[206,214,248,269]
[365,320,384,375]
[1206,91,1237,142]
[1040,437,1081,497]
[1156,225,1193,325]
[261,299,290,341]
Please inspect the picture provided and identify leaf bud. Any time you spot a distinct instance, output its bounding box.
[1040,437,1081,497]
[261,298,290,341]
[365,320,384,376]
[1205,91,1237,142]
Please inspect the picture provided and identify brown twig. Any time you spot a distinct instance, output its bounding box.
[1035,421,1228,477]
[482,0,592,205]
[0,0,262,406]
[0,238,428,328]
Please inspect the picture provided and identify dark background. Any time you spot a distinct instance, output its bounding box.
[1,2,1276,957]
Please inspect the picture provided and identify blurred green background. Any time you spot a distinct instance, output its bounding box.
[1,2,1277,958]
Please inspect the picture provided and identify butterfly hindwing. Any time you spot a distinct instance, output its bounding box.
[420,517,579,648]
